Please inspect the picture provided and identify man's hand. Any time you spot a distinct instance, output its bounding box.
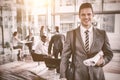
[96,56,105,66]
[48,54,52,57]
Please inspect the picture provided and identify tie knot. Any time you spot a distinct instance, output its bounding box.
[85,30,89,34]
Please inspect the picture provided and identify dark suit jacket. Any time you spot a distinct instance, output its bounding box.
[48,33,65,55]
[60,26,113,80]
[25,35,34,51]
[25,35,34,42]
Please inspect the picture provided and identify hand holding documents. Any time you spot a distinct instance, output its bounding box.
[83,51,104,66]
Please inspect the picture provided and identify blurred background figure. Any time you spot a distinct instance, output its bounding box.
[31,35,49,62]
[35,35,48,55]
[12,31,23,60]
[12,31,22,49]
[54,26,59,34]
[40,26,46,38]
[25,32,34,53]
[48,26,65,59]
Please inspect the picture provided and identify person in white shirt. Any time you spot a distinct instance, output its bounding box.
[12,31,23,60]
[12,31,22,49]
[35,35,48,55]
[33,35,48,61]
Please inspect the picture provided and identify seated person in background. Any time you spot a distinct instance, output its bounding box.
[25,32,34,53]
[33,35,49,61]
[12,31,23,60]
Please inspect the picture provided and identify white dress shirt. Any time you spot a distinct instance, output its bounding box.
[81,25,105,66]
[12,36,22,47]
[35,40,48,55]
[80,25,93,50]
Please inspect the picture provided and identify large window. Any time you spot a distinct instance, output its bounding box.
[60,0,74,6]
[60,14,75,32]
[94,14,115,33]
[104,0,120,3]
[60,23,74,33]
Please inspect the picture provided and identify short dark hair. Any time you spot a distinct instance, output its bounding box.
[79,3,93,14]
[55,26,59,33]
[13,31,17,36]
[41,35,46,39]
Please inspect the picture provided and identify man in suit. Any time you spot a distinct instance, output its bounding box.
[60,3,113,80]
[48,26,65,73]
[48,26,65,59]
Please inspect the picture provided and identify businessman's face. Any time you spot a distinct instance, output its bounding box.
[79,8,94,28]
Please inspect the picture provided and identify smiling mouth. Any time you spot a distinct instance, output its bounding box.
[84,19,89,22]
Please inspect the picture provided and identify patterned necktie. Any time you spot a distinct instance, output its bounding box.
[85,30,89,53]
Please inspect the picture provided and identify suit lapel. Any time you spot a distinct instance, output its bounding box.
[76,27,98,54]
[89,27,97,53]
[76,27,86,53]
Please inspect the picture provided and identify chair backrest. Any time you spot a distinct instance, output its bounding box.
[31,52,47,61]
[44,56,61,68]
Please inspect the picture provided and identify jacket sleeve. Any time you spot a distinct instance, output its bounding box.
[48,36,53,55]
[102,31,113,66]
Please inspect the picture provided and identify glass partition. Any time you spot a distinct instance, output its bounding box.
[94,14,115,33]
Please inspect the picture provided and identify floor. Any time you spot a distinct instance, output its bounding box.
[0,52,120,80]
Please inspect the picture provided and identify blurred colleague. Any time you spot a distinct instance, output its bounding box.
[12,31,23,60]
[48,26,65,59]
[40,26,47,38]
[25,32,34,53]
[32,35,49,61]
[54,26,59,34]
[12,31,22,49]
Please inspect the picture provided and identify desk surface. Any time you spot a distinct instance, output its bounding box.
[21,40,33,44]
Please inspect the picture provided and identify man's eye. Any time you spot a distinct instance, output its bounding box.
[88,13,91,16]
[81,14,85,16]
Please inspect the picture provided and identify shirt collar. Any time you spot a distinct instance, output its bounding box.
[80,25,93,33]
[40,40,46,45]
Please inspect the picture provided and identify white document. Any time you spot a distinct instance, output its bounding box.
[83,51,104,66]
